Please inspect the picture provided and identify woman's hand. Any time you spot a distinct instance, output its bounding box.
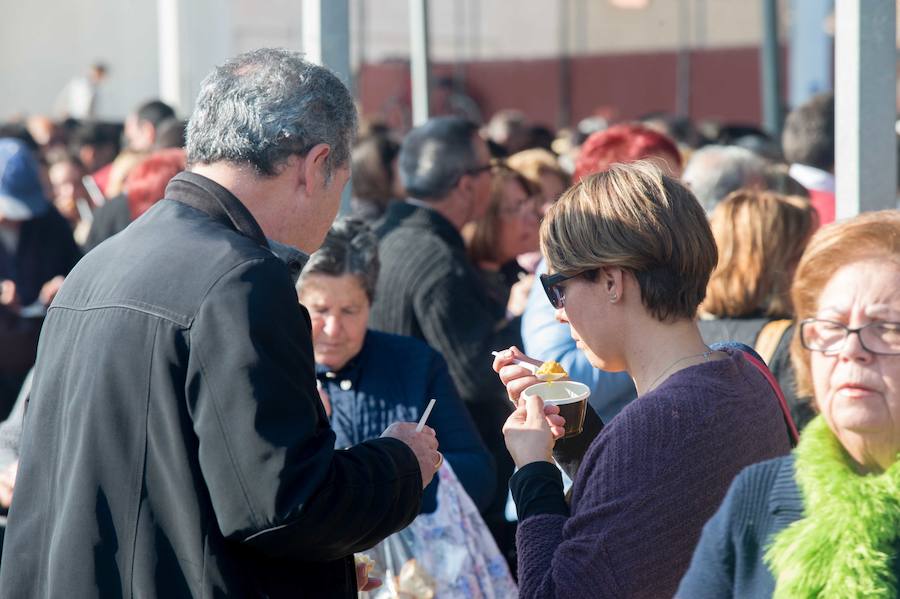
[503,394,564,468]
[492,346,543,405]
[506,274,534,317]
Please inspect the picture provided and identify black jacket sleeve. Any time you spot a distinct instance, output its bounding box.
[186,257,423,560]
[413,259,521,404]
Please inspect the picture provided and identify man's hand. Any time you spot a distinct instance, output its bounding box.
[39,275,65,306]
[356,562,381,592]
[316,380,332,418]
[0,280,19,313]
[0,460,18,509]
[381,422,440,489]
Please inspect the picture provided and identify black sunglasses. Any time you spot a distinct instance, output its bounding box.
[539,269,597,309]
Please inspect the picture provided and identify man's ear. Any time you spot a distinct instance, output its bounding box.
[300,143,332,194]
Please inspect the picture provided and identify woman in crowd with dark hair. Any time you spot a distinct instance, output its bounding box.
[297,218,494,513]
[679,210,900,598]
[349,130,401,223]
[296,218,514,596]
[493,162,792,598]
[699,189,818,428]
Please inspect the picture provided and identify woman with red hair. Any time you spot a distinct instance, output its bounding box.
[573,123,682,182]
[85,148,186,250]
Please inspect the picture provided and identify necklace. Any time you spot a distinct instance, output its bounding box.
[644,347,713,395]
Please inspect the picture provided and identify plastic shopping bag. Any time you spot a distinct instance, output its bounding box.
[360,463,517,598]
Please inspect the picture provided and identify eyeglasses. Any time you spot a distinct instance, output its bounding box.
[498,197,539,218]
[799,318,900,355]
[540,270,596,309]
[463,163,494,177]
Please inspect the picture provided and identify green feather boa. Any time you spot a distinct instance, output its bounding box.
[764,415,900,598]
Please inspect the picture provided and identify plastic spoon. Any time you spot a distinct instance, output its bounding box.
[491,351,567,382]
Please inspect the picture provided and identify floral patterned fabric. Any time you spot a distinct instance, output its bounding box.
[364,463,518,598]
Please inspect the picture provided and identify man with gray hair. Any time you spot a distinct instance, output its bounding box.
[681,145,768,213]
[0,49,438,598]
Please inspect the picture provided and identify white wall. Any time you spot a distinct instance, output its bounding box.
[0,0,159,121]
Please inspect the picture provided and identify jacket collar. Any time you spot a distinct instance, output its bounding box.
[376,200,465,252]
[268,239,309,284]
[165,171,268,248]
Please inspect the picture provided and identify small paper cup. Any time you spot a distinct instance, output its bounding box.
[521,380,590,438]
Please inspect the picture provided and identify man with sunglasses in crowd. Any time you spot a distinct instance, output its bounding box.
[369,116,524,554]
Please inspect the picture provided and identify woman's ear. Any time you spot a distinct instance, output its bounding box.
[601,267,625,303]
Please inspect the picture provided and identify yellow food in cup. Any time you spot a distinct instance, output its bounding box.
[536,360,567,376]
[355,553,375,575]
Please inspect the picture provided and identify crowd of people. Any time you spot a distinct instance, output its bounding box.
[0,46,897,598]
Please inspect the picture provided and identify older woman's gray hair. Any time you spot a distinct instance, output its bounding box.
[681,145,768,213]
[186,48,357,180]
[298,218,380,301]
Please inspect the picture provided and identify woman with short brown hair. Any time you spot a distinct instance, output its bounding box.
[493,162,793,598]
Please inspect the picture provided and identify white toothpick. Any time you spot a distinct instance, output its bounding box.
[416,398,436,432]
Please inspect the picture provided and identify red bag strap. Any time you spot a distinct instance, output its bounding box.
[741,352,800,447]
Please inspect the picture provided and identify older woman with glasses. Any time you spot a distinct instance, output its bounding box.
[678,210,900,598]
[492,162,793,598]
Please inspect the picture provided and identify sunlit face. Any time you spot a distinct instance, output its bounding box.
[554,272,627,373]
[810,259,900,466]
[298,273,370,371]
[495,178,540,263]
[48,161,86,222]
[538,171,567,215]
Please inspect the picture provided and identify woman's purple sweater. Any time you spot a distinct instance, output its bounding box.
[513,351,792,598]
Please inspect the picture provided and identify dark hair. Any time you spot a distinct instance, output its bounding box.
[782,92,834,171]
[351,133,400,203]
[0,123,38,152]
[298,218,380,302]
[136,100,176,129]
[398,116,481,200]
[153,118,186,149]
[69,122,120,149]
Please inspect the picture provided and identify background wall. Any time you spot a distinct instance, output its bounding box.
[0,0,807,127]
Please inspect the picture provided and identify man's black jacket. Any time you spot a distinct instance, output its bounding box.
[0,172,423,598]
